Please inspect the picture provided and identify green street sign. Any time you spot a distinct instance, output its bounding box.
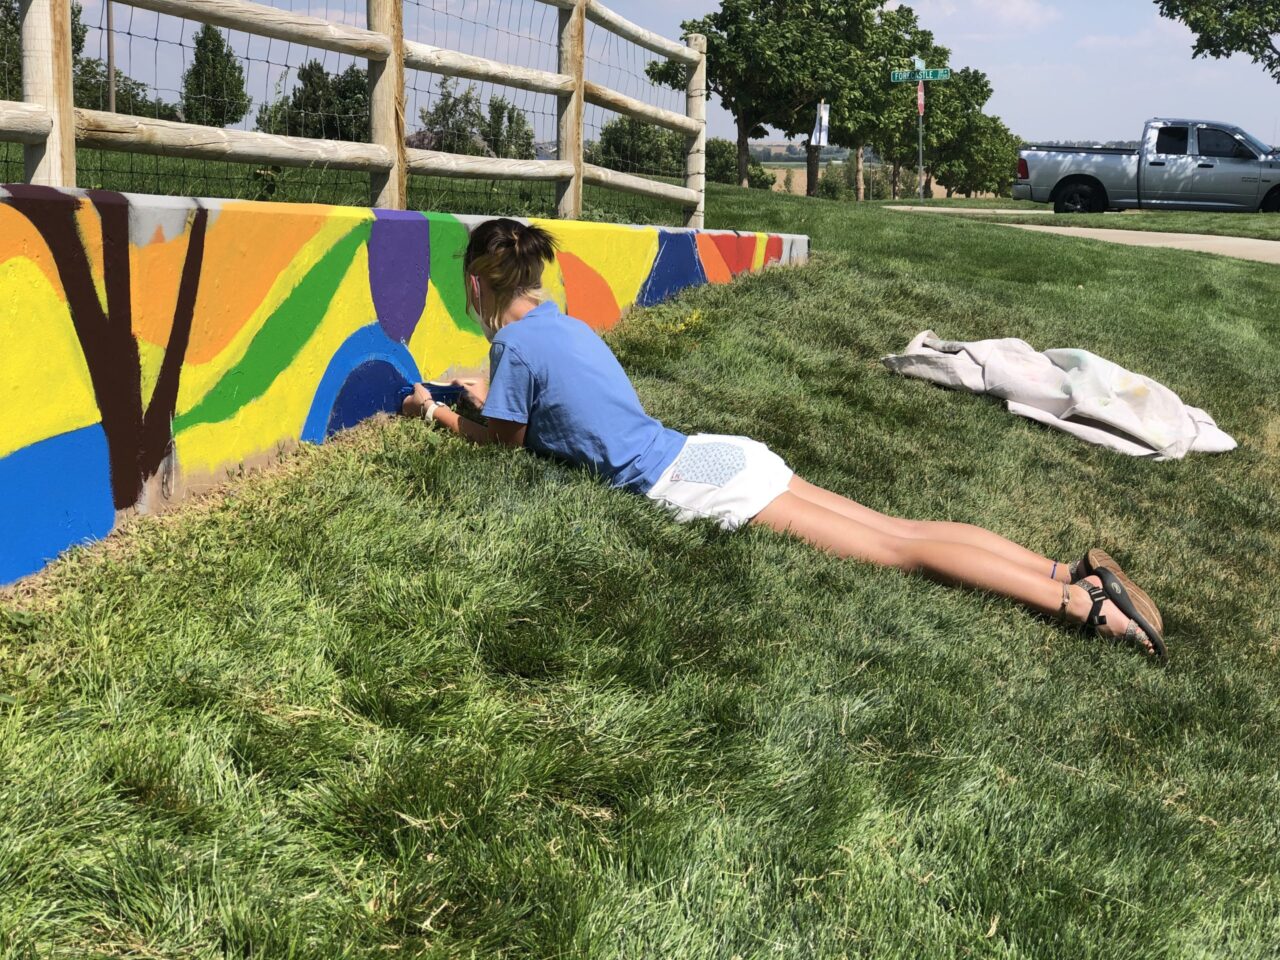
[891,68,951,82]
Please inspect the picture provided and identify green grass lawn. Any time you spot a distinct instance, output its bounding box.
[982,209,1280,241]
[4,185,1280,958]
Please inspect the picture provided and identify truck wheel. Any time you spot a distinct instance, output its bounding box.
[1262,188,1280,213]
[1054,181,1099,214]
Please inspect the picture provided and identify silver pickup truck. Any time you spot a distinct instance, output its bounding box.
[1012,118,1280,213]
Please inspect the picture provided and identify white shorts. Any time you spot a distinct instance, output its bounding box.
[645,434,793,531]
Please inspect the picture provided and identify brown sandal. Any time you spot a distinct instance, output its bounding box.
[1076,573,1167,663]
[1074,549,1164,635]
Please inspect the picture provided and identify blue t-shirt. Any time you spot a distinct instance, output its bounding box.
[481,302,686,494]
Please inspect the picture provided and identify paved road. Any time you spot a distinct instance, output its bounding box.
[993,223,1280,266]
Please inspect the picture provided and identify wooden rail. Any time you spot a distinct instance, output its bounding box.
[0,0,707,223]
[0,100,54,144]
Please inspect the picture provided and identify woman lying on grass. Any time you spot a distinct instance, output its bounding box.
[402,218,1167,661]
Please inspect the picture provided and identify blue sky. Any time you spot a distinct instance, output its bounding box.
[73,0,1280,148]
[607,0,1280,145]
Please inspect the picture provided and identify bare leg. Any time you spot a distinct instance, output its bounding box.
[752,491,1149,650]
[787,476,1072,582]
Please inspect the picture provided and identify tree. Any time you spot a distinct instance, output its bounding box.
[650,0,861,187]
[482,95,535,160]
[1156,1,1280,80]
[828,4,922,199]
[3,1,178,119]
[181,24,250,128]
[867,34,952,198]
[256,60,369,141]
[763,0,879,197]
[707,137,738,184]
[586,115,685,177]
[406,77,487,154]
[5,186,210,510]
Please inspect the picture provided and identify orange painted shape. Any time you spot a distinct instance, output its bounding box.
[557,250,621,330]
[132,223,193,348]
[184,204,332,364]
[0,205,62,292]
[695,234,732,284]
[710,233,756,275]
[764,235,784,266]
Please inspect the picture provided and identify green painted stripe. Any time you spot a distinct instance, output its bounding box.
[175,222,371,433]
[427,212,482,335]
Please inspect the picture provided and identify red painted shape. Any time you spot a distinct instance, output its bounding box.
[710,233,756,276]
[764,235,784,266]
[557,250,621,330]
[695,234,732,284]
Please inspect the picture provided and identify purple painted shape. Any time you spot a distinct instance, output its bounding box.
[370,209,431,343]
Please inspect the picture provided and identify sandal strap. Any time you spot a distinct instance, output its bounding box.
[1077,581,1108,629]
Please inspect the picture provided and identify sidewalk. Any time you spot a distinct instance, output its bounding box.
[993,223,1280,266]
[885,206,1051,216]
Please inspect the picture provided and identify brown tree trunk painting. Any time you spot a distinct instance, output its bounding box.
[6,186,209,510]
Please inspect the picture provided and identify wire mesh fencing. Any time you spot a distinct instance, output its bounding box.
[404,0,560,218]
[581,18,689,223]
[1,0,24,181]
[2,0,701,225]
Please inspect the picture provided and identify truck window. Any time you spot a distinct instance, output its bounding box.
[1154,127,1189,155]
[1197,127,1256,160]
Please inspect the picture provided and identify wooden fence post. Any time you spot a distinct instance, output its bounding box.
[367,0,405,208]
[556,0,586,219]
[684,32,706,229]
[21,0,75,186]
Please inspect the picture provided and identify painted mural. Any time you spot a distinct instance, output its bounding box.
[0,185,808,584]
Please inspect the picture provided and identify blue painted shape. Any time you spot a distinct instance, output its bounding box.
[301,323,421,443]
[0,425,116,585]
[637,230,708,307]
[325,360,414,437]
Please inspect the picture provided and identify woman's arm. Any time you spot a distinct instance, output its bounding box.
[403,383,526,448]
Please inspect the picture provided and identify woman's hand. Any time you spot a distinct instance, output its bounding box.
[452,377,488,406]
[402,382,437,419]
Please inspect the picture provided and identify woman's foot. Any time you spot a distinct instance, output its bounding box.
[1074,549,1164,634]
[1068,575,1159,658]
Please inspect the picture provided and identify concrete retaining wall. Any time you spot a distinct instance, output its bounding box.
[0,185,807,584]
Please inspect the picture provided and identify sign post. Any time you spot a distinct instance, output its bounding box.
[891,63,951,200]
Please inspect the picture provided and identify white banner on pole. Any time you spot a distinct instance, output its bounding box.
[811,101,830,147]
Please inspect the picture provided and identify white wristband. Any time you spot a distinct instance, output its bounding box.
[423,401,441,423]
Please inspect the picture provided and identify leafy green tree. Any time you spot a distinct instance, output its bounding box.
[407,77,487,154]
[707,137,738,184]
[181,24,250,127]
[256,60,369,141]
[1156,1,1280,80]
[482,95,535,160]
[828,4,922,199]
[650,0,868,187]
[868,33,952,198]
[763,0,879,196]
[75,58,181,119]
[3,1,178,118]
[586,115,685,178]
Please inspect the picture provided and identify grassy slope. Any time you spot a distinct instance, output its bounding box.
[3,185,1280,959]
[982,209,1280,242]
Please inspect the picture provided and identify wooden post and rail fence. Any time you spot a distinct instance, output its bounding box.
[1,0,708,227]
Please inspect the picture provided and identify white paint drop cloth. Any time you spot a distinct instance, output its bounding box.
[882,332,1236,460]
